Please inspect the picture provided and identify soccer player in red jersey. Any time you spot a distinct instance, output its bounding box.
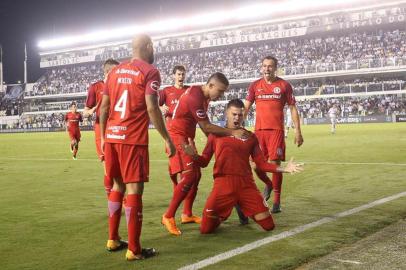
[159,65,202,223]
[64,102,82,160]
[83,58,119,196]
[161,72,251,236]
[244,56,304,213]
[99,34,176,261]
[182,99,303,233]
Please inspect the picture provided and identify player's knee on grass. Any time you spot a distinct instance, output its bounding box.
[200,213,221,234]
[254,211,275,231]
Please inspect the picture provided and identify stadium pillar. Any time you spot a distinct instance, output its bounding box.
[24,43,27,84]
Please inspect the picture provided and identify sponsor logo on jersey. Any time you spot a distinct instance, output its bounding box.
[115,69,140,76]
[273,87,281,94]
[106,134,126,140]
[196,109,207,119]
[258,94,281,99]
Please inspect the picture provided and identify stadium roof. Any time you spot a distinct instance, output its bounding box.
[37,0,405,52]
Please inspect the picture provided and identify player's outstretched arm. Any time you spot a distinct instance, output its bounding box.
[289,105,304,147]
[243,100,253,120]
[198,120,251,139]
[146,95,176,157]
[282,157,304,174]
[83,106,96,118]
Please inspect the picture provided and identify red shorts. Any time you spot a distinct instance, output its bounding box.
[68,129,81,142]
[104,143,149,183]
[93,123,103,160]
[202,175,269,220]
[255,129,285,161]
[168,136,197,175]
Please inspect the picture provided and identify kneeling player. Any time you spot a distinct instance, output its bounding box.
[183,99,303,233]
[64,102,82,160]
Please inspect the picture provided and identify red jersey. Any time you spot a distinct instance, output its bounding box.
[158,85,188,120]
[65,112,82,131]
[103,59,160,145]
[85,80,104,123]
[196,133,278,178]
[246,77,295,131]
[169,85,209,140]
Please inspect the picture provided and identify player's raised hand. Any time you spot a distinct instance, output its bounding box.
[284,157,304,174]
[166,139,176,158]
[294,132,304,147]
[232,128,252,140]
[181,138,198,157]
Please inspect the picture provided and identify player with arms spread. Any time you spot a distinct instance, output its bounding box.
[244,56,304,214]
[64,102,82,160]
[99,34,176,261]
[83,58,119,196]
[161,72,251,236]
[182,99,303,233]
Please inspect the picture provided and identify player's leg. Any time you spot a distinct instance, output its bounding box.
[119,145,155,261]
[200,177,235,234]
[268,130,285,213]
[182,168,202,224]
[104,143,127,251]
[162,168,200,235]
[331,118,336,134]
[253,130,273,200]
[95,123,113,196]
[72,131,80,159]
[238,179,275,231]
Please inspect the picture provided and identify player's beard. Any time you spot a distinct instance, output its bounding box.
[148,53,155,64]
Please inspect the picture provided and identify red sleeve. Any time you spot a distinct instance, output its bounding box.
[251,136,278,173]
[85,84,96,108]
[285,82,296,105]
[188,88,209,122]
[145,68,161,96]
[195,135,215,167]
[246,82,256,103]
[158,88,166,106]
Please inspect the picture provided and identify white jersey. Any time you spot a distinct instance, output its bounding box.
[285,109,293,127]
[328,107,338,118]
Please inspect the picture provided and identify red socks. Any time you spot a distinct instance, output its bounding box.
[255,215,275,231]
[108,191,124,240]
[272,172,283,204]
[165,170,197,218]
[125,194,143,254]
[183,184,198,216]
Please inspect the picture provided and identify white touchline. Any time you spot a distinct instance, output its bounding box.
[178,191,406,270]
[334,259,363,265]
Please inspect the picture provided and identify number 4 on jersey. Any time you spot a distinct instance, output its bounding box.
[114,90,128,119]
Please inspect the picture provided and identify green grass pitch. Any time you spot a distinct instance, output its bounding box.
[0,123,405,270]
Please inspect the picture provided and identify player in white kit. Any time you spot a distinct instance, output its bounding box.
[328,104,339,134]
[284,107,294,138]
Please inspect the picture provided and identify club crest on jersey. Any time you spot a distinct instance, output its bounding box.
[150,81,160,91]
[196,109,207,119]
[273,87,281,94]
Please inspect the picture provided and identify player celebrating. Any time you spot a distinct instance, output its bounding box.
[182,99,303,233]
[328,104,339,134]
[158,65,201,222]
[99,34,176,261]
[83,58,119,196]
[161,72,251,236]
[244,56,304,213]
[64,102,82,160]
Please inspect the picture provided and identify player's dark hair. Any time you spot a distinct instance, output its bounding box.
[172,65,186,74]
[226,99,244,110]
[70,101,77,107]
[207,72,229,86]
[103,58,120,66]
[262,56,278,67]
